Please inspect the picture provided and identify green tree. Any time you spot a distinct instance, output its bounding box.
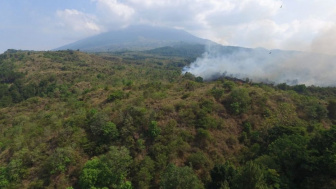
[186,151,211,170]
[208,162,237,189]
[195,76,204,83]
[78,158,101,189]
[292,84,307,94]
[276,83,290,90]
[304,101,327,121]
[148,121,161,139]
[160,164,204,189]
[0,166,9,188]
[327,100,336,119]
[7,158,27,182]
[268,135,310,188]
[102,121,119,141]
[183,72,196,80]
[223,81,235,92]
[134,156,155,189]
[45,147,74,174]
[79,146,133,189]
[309,126,336,186]
[226,88,251,115]
[87,112,119,144]
[210,87,225,101]
[233,162,269,189]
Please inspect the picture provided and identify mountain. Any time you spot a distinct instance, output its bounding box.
[55,25,213,52]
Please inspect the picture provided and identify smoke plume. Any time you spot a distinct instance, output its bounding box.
[183,45,336,86]
[311,26,336,56]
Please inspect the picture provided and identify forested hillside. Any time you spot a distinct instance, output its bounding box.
[0,49,336,189]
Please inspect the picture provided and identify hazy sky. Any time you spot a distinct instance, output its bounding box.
[1,0,336,54]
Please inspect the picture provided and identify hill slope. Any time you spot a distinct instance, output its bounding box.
[55,25,213,52]
[0,50,336,188]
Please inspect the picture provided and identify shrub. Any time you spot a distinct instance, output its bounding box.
[181,93,190,99]
[183,72,196,80]
[199,98,214,113]
[186,152,211,170]
[7,158,27,181]
[305,102,327,121]
[0,167,9,188]
[195,76,203,83]
[242,122,252,135]
[277,83,290,90]
[134,156,155,189]
[196,128,212,141]
[226,136,238,148]
[148,121,161,139]
[327,100,336,119]
[47,148,73,174]
[223,81,235,91]
[226,88,251,115]
[196,115,218,129]
[107,90,124,102]
[210,87,225,100]
[185,81,197,91]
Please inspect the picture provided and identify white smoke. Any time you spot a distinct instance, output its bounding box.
[183,45,336,86]
[311,25,336,56]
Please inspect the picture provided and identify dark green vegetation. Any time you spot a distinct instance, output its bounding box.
[0,49,336,188]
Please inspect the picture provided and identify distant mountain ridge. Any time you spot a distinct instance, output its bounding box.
[54,25,214,52]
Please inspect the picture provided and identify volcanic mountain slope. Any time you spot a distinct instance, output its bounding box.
[55,25,213,52]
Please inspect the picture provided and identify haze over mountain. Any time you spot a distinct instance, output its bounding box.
[54,24,336,86]
[55,25,213,52]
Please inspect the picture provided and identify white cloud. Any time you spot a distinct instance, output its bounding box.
[4,0,336,53]
[93,0,135,29]
[54,0,336,54]
[100,0,283,47]
[56,9,101,36]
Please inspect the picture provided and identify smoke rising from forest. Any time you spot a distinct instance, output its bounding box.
[183,45,336,86]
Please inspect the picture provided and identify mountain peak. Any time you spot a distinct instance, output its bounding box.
[54,25,213,52]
